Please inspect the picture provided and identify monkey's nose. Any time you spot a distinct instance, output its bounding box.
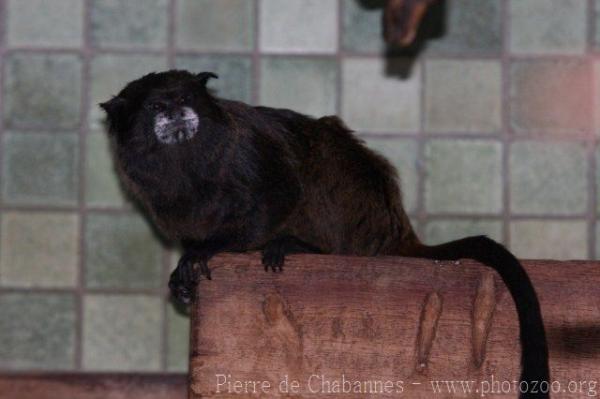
[169,108,187,120]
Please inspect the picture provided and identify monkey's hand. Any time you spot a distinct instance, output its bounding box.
[261,236,323,273]
[262,238,286,272]
[169,251,212,305]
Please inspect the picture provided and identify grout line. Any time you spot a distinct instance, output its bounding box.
[2,47,83,55]
[2,205,132,213]
[0,0,6,306]
[361,131,598,142]
[160,249,173,372]
[6,42,597,61]
[0,286,167,295]
[587,0,597,260]
[501,0,511,248]
[425,213,592,220]
[3,45,595,61]
[335,0,343,117]
[587,133,597,260]
[4,44,599,61]
[251,0,261,106]
[4,124,599,142]
[167,0,176,69]
[0,203,592,220]
[73,0,94,371]
[0,369,188,376]
[161,0,178,372]
[415,57,427,238]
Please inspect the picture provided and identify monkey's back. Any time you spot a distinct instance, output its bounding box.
[255,107,420,256]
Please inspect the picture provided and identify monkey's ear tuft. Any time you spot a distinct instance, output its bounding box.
[99,96,128,118]
[196,72,219,86]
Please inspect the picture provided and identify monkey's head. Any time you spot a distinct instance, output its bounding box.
[100,70,221,147]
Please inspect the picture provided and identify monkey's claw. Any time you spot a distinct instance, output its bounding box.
[262,245,285,272]
[169,252,211,304]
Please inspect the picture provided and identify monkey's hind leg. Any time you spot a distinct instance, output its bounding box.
[261,235,322,272]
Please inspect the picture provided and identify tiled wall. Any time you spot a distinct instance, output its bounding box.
[0,0,597,372]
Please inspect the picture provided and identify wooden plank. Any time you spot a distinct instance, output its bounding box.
[0,373,187,399]
[189,253,600,398]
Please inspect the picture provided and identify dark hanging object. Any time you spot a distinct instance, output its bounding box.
[383,0,437,47]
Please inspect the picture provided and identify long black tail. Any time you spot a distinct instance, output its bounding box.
[410,235,550,399]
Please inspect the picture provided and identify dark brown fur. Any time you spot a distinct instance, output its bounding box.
[101,71,548,398]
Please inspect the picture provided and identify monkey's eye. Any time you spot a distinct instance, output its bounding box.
[147,102,164,112]
[178,94,192,104]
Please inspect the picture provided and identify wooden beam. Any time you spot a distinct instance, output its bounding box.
[0,373,187,399]
[189,253,600,398]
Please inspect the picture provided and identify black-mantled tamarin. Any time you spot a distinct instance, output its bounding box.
[101,70,549,398]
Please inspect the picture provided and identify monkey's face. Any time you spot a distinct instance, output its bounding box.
[152,101,199,144]
[100,70,221,148]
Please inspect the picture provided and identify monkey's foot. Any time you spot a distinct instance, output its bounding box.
[169,252,211,304]
[262,239,285,272]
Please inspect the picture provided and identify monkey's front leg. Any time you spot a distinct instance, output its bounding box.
[169,241,219,304]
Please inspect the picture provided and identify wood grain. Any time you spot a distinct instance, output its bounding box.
[189,253,600,398]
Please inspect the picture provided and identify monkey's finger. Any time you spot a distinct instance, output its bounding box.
[200,262,212,280]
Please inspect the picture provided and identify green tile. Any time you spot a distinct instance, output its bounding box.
[259,57,337,117]
[510,141,587,215]
[91,0,168,49]
[342,58,421,132]
[510,60,592,135]
[168,247,183,266]
[175,55,252,103]
[424,219,503,245]
[86,131,129,207]
[176,0,253,51]
[427,0,502,55]
[425,59,502,133]
[595,0,600,50]
[410,217,422,237]
[425,140,502,214]
[2,133,79,206]
[510,220,587,260]
[592,61,600,137]
[342,0,385,53]
[4,53,82,129]
[90,54,167,129]
[0,212,78,288]
[365,138,419,213]
[167,305,190,371]
[510,0,586,55]
[0,293,76,370]
[83,295,162,371]
[85,213,163,289]
[260,0,338,53]
[166,248,189,372]
[6,0,83,47]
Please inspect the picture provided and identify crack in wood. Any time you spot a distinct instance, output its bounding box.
[472,272,497,368]
[415,292,442,373]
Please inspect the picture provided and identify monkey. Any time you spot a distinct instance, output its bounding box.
[100,70,549,398]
